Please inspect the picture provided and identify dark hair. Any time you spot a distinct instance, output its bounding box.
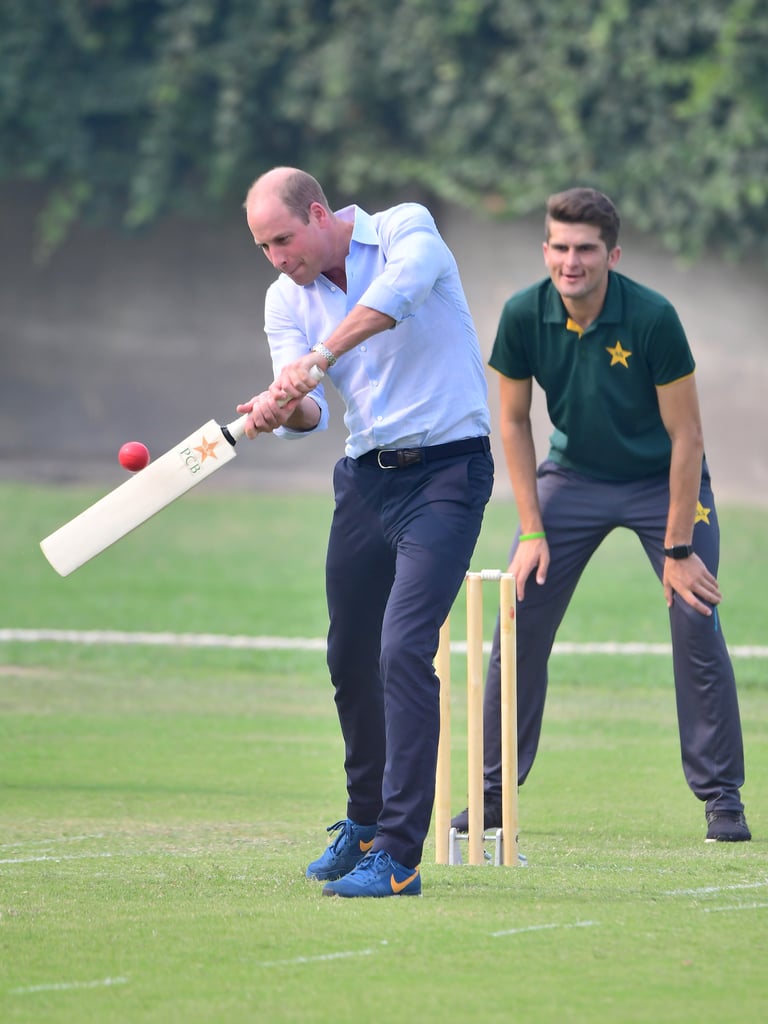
[278,169,331,223]
[545,188,620,251]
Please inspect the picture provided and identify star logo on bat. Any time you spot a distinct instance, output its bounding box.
[194,436,222,462]
[606,341,632,367]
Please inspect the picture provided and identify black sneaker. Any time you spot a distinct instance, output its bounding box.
[450,802,503,832]
[705,811,751,843]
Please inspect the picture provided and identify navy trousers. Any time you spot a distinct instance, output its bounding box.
[482,460,746,815]
[325,445,494,867]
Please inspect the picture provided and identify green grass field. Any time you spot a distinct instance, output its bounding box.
[1,482,766,1023]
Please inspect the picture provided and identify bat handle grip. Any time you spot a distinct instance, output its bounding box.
[221,415,250,445]
[222,364,326,444]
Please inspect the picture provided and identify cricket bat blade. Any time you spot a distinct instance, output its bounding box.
[40,415,247,577]
[40,364,325,577]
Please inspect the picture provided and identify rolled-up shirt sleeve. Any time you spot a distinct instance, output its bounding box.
[258,201,490,454]
[357,206,454,321]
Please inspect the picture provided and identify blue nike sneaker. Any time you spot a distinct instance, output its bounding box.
[306,819,377,881]
[322,850,422,898]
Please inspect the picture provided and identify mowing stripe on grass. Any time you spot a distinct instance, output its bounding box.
[2,628,767,658]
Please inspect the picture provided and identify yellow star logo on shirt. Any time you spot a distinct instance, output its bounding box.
[606,341,632,367]
[194,436,221,462]
[695,501,711,525]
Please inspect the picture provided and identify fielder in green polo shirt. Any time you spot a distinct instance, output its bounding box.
[451,187,750,843]
[491,271,696,480]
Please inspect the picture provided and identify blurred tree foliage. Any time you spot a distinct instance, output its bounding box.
[1,0,766,260]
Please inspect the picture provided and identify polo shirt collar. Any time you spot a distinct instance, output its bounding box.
[543,271,623,328]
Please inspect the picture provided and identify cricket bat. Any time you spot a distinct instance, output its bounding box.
[40,367,324,577]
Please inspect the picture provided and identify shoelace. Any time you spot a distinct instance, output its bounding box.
[325,819,351,851]
[348,850,389,876]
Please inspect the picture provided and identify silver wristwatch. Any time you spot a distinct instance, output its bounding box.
[311,342,337,367]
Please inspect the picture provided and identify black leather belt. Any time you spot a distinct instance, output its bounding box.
[356,436,490,470]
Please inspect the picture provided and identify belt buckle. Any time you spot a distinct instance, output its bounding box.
[376,447,423,469]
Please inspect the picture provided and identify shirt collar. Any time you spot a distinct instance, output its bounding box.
[312,205,373,293]
[336,204,379,247]
[544,271,623,328]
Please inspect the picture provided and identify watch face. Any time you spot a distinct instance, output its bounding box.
[665,545,693,559]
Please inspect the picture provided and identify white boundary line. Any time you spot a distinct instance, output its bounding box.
[10,976,128,995]
[0,852,115,865]
[664,880,768,897]
[0,628,326,651]
[0,834,106,849]
[491,919,598,937]
[2,628,767,658]
[257,941,389,968]
[703,903,768,913]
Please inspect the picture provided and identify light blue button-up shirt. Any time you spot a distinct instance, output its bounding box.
[264,203,490,458]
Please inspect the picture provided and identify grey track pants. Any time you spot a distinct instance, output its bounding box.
[482,460,746,815]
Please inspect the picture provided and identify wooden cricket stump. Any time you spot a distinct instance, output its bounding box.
[434,570,522,866]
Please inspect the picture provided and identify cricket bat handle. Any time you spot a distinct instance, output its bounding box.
[221,364,325,444]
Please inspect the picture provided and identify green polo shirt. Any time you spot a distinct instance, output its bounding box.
[489,271,696,481]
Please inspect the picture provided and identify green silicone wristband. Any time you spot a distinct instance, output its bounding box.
[519,531,546,541]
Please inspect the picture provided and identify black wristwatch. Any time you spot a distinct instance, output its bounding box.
[664,544,694,560]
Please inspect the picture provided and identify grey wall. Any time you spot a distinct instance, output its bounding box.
[2,185,766,504]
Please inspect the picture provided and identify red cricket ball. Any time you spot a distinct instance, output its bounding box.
[118,441,151,472]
